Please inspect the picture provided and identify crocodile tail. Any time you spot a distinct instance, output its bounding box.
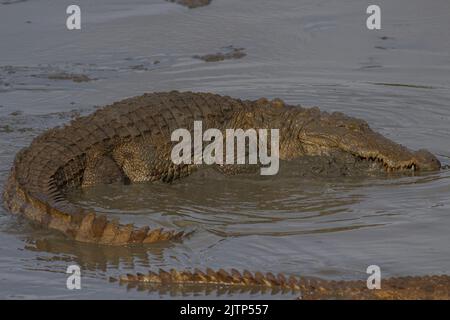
[113,269,450,299]
[2,91,247,245]
[113,268,303,291]
[2,156,185,246]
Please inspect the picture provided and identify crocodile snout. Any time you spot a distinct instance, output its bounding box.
[412,149,441,171]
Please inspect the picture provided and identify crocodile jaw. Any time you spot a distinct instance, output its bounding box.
[298,112,441,172]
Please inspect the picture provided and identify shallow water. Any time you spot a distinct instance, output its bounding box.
[1,0,450,299]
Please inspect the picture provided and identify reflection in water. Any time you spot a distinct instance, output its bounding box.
[115,282,299,299]
[23,236,179,272]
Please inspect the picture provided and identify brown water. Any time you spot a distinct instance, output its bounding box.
[1,0,450,299]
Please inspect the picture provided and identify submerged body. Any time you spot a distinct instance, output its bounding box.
[1,91,443,298]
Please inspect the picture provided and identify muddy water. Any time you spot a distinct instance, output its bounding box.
[1,0,450,299]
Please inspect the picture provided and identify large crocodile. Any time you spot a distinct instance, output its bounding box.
[2,91,444,299]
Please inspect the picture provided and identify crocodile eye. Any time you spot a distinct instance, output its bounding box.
[347,124,360,131]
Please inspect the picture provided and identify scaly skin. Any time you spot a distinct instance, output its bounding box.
[2,91,443,298]
[2,90,442,241]
[115,269,450,300]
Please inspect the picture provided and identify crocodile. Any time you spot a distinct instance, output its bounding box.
[2,91,444,299]
[115,269,450,299]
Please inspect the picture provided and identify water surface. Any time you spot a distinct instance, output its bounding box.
[1,0,450,299]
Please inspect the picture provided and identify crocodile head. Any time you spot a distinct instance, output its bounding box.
[293,108,441,172]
